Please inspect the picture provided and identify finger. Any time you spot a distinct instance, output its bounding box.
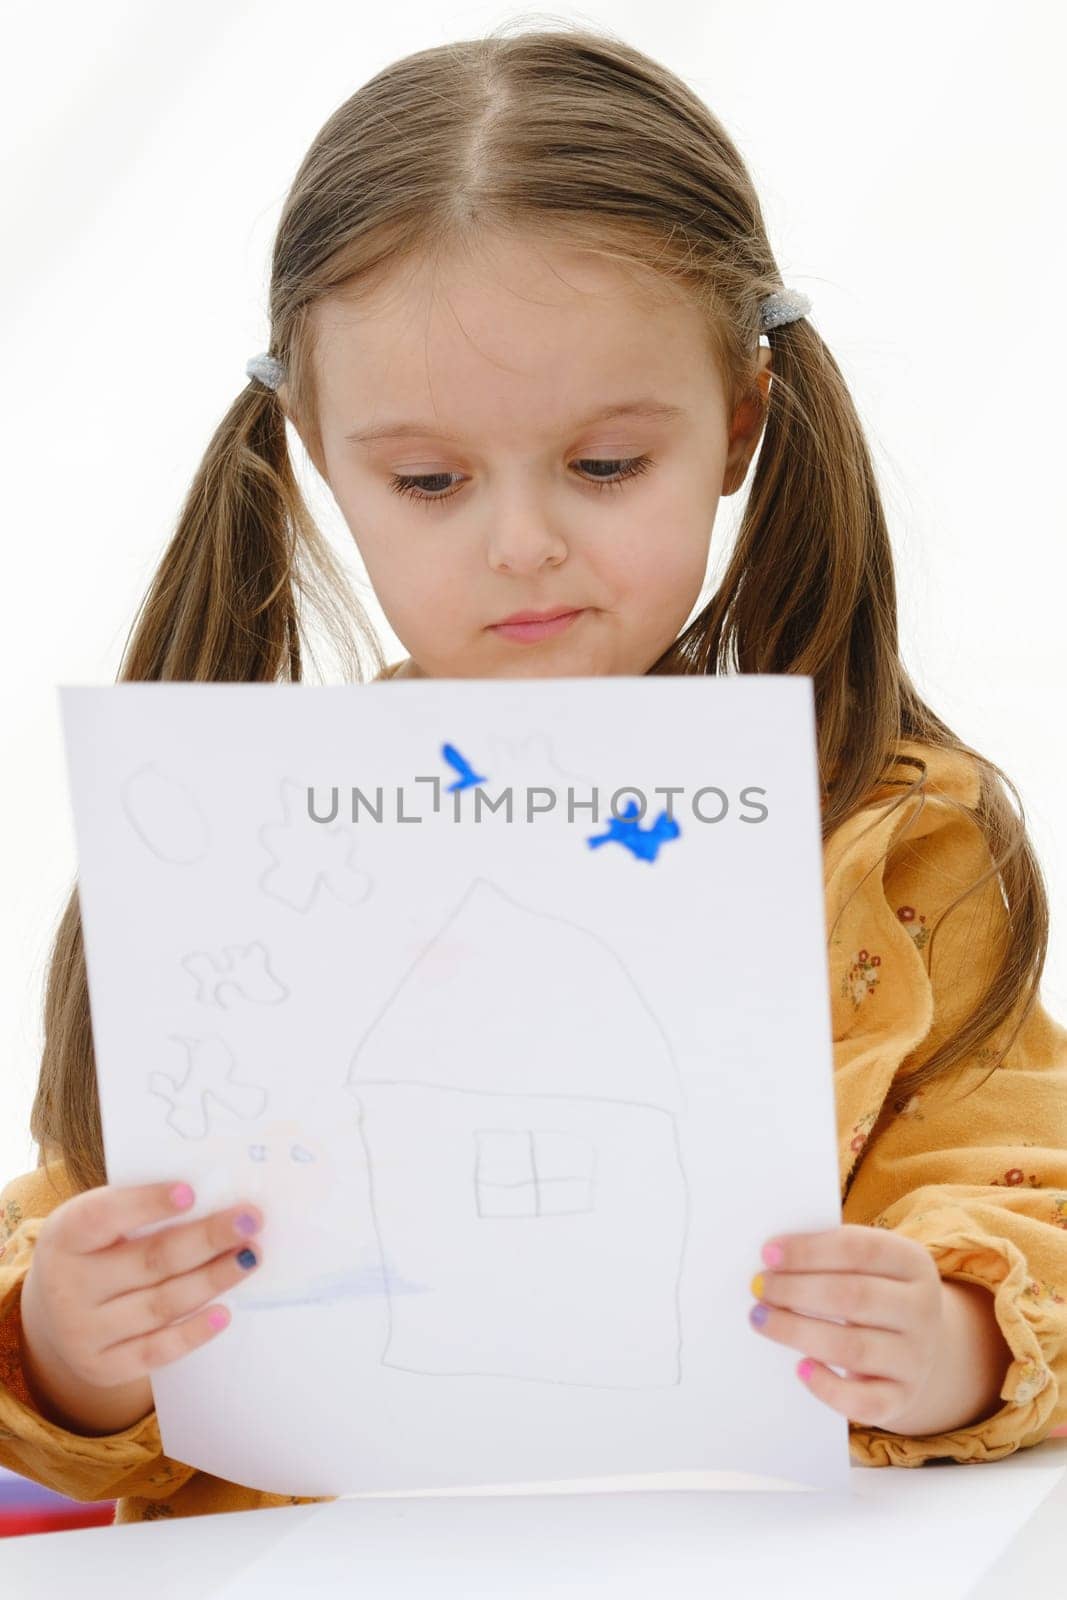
[761,1224,927,1283]
[90,1300,237,1389]
[749,1298,912,1383]
[95,1202,264,1303]
[94,1243,262,1369]
[47,1180,200,1256]
[796,1356,908,1430]
[755,1268,913,1332]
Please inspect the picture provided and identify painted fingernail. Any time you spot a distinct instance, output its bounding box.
[797,1358,815,1381]
[233,1212,259,1237]
[236,1248,258,1270]
[750,1272,765,1299]
[170,1183,195,1210]
[208,1307,230,1331]
[762,1242,784,1268]
[750,1303,769,1327]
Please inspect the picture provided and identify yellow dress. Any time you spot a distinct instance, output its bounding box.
[3,664,1067,1521]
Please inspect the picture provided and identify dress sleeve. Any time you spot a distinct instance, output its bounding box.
[0,1171,197,1503]
[830,746,1067,1466]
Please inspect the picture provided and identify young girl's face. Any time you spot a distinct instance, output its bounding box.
[288,232,770,679]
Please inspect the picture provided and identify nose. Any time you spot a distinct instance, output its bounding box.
[486,505,569,575]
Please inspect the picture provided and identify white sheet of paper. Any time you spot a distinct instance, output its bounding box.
[6,1463,1066,1598]
[60,674,846,1497]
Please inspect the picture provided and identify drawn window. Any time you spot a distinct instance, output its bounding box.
[474,1129,596,1218]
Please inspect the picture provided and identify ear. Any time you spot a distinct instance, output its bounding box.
[721,346,773,496]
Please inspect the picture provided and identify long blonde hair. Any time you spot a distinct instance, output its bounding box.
[33,21,1047,1193]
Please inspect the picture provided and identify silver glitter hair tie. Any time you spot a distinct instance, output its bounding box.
[757,287,813,333]
[245,352,287,390]
[244,289,811,390]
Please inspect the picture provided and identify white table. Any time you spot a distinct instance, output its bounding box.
[5,1439,1067,1598]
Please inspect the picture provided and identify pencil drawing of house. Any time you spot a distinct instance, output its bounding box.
[345,877,689,1388]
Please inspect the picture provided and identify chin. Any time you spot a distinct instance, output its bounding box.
[491,654,605,679]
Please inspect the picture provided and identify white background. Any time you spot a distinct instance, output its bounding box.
[1,0,1064,1186]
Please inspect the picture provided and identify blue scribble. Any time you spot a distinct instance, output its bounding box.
[236,1258,430,1311]
[587,799,681,862]
[442,742,488,792]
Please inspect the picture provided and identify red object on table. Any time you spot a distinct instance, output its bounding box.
[0,1502,115,1536]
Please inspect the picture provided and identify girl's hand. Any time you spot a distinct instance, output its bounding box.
[21,1180,264,1399]
[748,1223,944,1430]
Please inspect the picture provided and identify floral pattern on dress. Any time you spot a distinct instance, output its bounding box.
[848,1108,879,1158]
[873,1209,935,1229]
[0,1197,23,1242]
[992,1167,1041,1188]
[1020,1276,1065,1308]
[843,948,882,1007]
[896,904,929,950]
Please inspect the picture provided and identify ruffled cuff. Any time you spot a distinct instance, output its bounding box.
[849,1227,1060,1466]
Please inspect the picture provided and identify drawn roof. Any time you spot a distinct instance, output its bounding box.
[346,877,684,1112]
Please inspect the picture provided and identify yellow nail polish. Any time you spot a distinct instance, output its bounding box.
[750,1272,765,1299]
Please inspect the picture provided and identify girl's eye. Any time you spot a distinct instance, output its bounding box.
[387,455,655,507]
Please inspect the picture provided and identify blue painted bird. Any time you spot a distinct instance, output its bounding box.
[442,742,489,792]
[587,799,681,862]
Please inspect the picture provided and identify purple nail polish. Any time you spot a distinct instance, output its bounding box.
[750,1302,769,1327]
[234,1212,258,1237]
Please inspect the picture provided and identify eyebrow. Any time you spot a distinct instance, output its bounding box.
[345,397,687,446]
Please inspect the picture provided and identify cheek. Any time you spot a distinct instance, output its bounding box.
[342,508,428,599]
[610,514,710,610]
[360,536,470,637]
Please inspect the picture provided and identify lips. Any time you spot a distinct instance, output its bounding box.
[493,608,581,626]
[487,608,587,645]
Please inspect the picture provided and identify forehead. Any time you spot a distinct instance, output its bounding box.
[310,234,724,430]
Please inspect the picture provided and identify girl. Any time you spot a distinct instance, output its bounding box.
[2,22,1066,1527]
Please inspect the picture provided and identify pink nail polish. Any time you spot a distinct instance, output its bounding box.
[762,1241,783,1268]
[170,1183,195,1210]
[797,1358,815,1381]
[208,1308,230,1331]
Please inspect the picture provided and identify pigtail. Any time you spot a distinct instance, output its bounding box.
[33,377,384,1192]
[654,313,920,837]
[656,309,1048,1094]
[117,378,381,685]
